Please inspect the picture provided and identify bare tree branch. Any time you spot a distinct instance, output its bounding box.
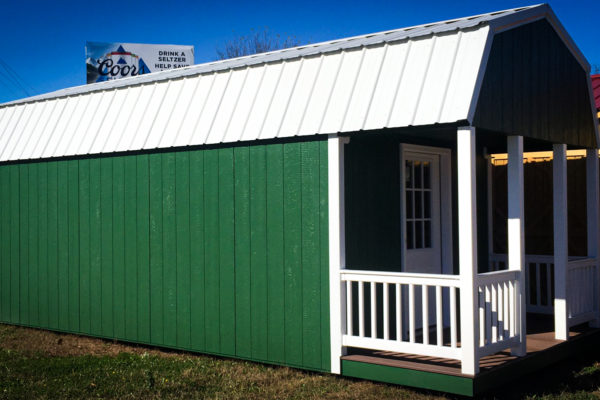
[216,28,302,60]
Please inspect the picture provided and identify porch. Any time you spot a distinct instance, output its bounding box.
[341,313,600,396]
[327,128,600,394]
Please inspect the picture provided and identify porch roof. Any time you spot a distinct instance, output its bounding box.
[0,4,596,163]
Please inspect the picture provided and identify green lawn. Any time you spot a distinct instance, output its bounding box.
[1,324,600,399]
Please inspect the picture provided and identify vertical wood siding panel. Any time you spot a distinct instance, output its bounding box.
[283,142,303,366]
[28,164,39,326]
[250,145,268,360]
[68,161,80,332]
[100,158,113,337]
[149,153,164,344]
[189,150,205,351]
[218,148,236,356]
[162,152,177,347]
[57,161,69,331]
[0,168,10,322]
[301,141,321,369]
[89,159,102,335]
[47,163,58,329]
[136,154,151,343]
[124,156,138,342]
[319,140,330,371]
[176,151,191,349]
[204,149,220,353]
[266,144,285,363]
[37,163,48,328]
[233,146,251,358]
[0,137,329,372]
[112,157,125,339]
[79,159,91,334]
[19,165,28,325]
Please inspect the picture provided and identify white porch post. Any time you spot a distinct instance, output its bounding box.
[586,148,600,328]
[457,126,479,375]
[328,134,347,374]
[507,136,527,356]
[553,143,569,340]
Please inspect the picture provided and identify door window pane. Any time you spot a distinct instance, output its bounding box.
[423,161,431,189]
[414,161,422,188]
[415,191,422,219]
[405,161,413,188]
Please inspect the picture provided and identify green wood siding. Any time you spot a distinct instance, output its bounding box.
[0,139,330,372]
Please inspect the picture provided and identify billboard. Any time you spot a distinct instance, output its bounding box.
[86,42,194,84]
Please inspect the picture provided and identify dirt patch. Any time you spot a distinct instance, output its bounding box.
[0,324,183,358]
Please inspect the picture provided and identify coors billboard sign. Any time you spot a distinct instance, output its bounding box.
[86,42,194,84]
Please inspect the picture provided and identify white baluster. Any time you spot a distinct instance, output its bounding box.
[503,281,509,339]
[497,282,504,341]
[485,284,492,345]
[409,284,415,343]
[396,283,402,341]
[423,285,429,345]
[450,287,457,348]
[358,281,364,337]
[509,280,515,337]
[346,280,353,336]
[371,282,376,338]
[479,287,485,347]
[436,285,443,346]
[383,283,389,340]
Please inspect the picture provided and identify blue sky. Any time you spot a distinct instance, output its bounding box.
[0,0,598,104]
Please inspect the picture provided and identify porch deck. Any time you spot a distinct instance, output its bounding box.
[341,314,600,395]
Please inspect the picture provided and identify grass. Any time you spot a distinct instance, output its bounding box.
[0,324,443,400]
[1,324,600,399]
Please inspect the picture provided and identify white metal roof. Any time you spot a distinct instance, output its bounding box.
[0,4,586,162]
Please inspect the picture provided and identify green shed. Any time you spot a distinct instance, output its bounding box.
[0,4,599,396]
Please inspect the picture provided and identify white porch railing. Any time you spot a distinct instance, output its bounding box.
[490,253,599,326]
[338,256,597,372]
[476,270,522,357]
[490,253,554,314]
[567,258,599,327]
[339,268,523,365]
[340,270,461,360]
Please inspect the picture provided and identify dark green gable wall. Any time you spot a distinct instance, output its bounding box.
[0,139,330,372]
[474,19,597,148]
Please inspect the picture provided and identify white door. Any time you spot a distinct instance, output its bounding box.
[403,151,442,274]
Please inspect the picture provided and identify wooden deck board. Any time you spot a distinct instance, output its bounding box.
[341,314,595,377]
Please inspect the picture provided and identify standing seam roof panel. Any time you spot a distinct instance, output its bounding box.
[2,5,592,162]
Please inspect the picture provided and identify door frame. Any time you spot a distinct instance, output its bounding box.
[399,143,453,275]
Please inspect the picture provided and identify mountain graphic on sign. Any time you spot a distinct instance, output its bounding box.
[116,45,127,53]
[117,57,127,64]
[138,58,151,75]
